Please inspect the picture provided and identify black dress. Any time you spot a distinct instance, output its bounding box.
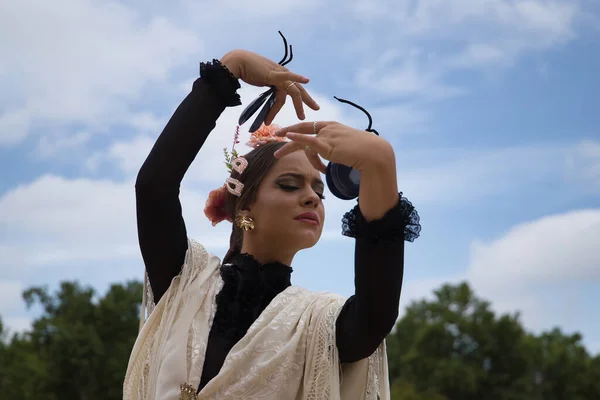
[134,60,421,392]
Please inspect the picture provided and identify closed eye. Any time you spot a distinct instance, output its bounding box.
[277,184,325,200]
[278,183,299,192]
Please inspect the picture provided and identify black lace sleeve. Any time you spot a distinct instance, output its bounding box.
[135,60,240,303]
[199,59,242,107]
[341,192,421,242]
[336,192,421,363]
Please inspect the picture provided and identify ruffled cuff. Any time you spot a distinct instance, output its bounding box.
[199,59,242,107]
[341,192,421,242]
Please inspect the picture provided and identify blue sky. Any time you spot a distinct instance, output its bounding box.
[1,0,599,352]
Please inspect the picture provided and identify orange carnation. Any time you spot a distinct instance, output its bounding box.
[203,185,232,226]
[246,123,288,148]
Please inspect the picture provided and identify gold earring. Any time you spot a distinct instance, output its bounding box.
[235,215,255,231]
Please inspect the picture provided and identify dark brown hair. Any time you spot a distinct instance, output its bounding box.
[222,141,287,264]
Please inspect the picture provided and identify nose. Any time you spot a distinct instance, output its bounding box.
[302,189,321,208]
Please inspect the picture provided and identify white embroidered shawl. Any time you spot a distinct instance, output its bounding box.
[124,239,390,399]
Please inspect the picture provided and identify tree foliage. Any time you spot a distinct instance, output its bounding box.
[0,280,598,399]
[0,281,141,400]
[386,282,600,400]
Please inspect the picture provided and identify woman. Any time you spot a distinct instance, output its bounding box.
[124,48,420,399]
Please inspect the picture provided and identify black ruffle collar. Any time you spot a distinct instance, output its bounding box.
[221,252,292,290]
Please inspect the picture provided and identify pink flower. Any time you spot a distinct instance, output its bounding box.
[246,124,288,148]
[203,185,232,226]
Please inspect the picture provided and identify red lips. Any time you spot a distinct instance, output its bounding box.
[294,212,320,225]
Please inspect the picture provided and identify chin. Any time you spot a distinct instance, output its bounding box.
[293,231,321,250]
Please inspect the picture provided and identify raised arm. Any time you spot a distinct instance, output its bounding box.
[136,49,319,303]
[273,121,421,363]
[135,60,241,303]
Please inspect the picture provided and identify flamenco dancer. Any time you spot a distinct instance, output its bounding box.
[124,41,420,400]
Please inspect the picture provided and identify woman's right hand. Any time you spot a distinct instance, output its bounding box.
[221,49,320,124]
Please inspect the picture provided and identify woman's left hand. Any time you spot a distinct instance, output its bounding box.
[273,121,394,173]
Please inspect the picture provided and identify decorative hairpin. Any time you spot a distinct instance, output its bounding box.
[206,123,289,226]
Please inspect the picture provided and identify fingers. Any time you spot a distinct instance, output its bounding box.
[296,85,320,111]
[273,140,303,159]
[274,132,331,160]
[264,89,286,126]
[307,150,327,173]
[264,84,319,125]
[268,70,310,85]
[274,121,332,137]
[273,138,328,173]
[285,84,306,120]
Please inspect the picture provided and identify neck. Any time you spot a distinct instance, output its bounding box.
[240,240,295,267]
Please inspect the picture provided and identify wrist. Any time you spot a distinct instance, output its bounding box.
[221,51,242,79]
[357,137,396,172]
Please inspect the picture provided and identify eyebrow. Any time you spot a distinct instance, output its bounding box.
[277,173,324,187]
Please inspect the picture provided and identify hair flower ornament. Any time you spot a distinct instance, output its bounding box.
[246,123,288,148]
[204,185,231,226]
[204,123,289,226]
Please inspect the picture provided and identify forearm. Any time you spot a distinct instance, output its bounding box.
[356,140,399,222]
[336,204,406,363]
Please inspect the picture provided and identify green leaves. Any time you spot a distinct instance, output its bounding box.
[0,278,598,399]
[223,147,240,174]
[387,282,599,400]
[0,280,142,400]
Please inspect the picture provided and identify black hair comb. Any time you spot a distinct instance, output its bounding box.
[238,31,293,133]
[326,97,379,200]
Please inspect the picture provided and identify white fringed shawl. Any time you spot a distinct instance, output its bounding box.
[123,239,390,399]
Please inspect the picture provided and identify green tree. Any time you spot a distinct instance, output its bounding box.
[0,280,142,400]
[2,279,599,399]
[388,282,541,400]
[530,328,598,400]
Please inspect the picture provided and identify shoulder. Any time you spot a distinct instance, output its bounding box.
[187,238,209,263]
[284,286,346,306]
[186,238,223,275]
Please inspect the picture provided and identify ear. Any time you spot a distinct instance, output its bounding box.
[238,208,251,216]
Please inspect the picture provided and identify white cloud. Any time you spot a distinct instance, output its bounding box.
[399,140,600,206]
[355,49,466,99]
[0,281,24,316]
[0,0,199,146]
[467,208,600,350]
[359,0,578,43]
[565,140,600,191]
[0,0,584,150]
[350,0,580,97]
[470,209,600,286]
[0,109,31,146]
[400,208,600,352]
[36,131,91,159]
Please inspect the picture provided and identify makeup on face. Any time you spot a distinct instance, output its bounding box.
[275,172,325,200]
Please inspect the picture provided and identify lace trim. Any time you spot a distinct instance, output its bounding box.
[341,192,421,242]
[199,59,242,107]
[145,271,155,318]
[125,238,209,400]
